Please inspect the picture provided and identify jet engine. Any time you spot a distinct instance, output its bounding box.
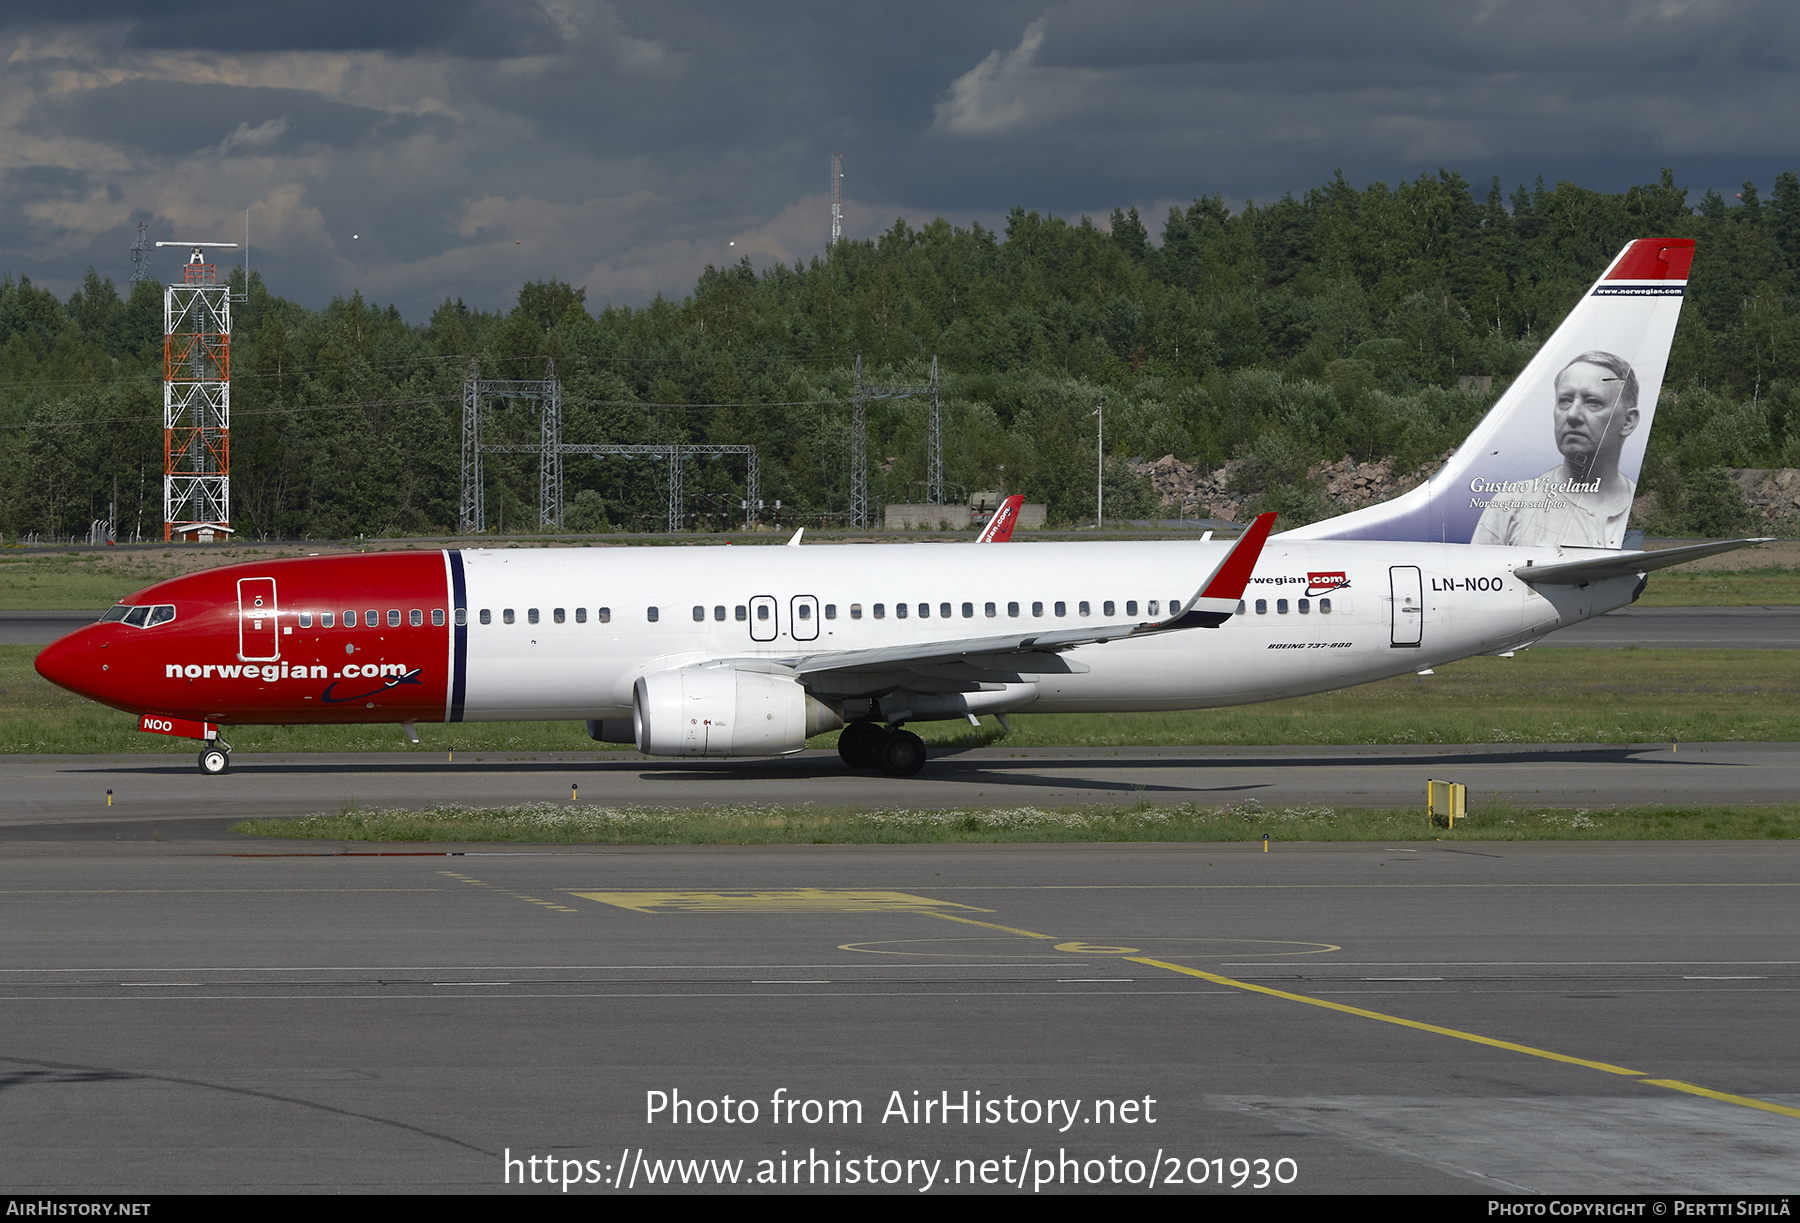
[632,667,842,757]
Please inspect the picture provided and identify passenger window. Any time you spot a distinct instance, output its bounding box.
[798,604,812,620]
[850,604,863,620]
[527,609,539,625]
[411,609,424,626]
[735,605,747,621]
[1320,598,1333,614]
[1032,602,1044,617]
[322,611,335,627]
[825,605,837,620]
[1255,599,1267,615]
[503,609,515,624]
[1103,600,1115,617]
[1277,599,1289,614]
[918,603,930,618]
[1236,600,1246,615]
[963,602,974,618]
[553,608,565,624]
[432,609,445,626]
[897,604,909,619]
[714,606,726,621]
[343,610,357,627]
[647,607,659,622]
[692,606,705,622]
[574,607,586,623]
[1008,602,1020,617]
[1054,601,1067,617]
[873,603,885,619]
[598,607,611,623]
[366,609,377,626]
[455,609,467,626]
[1078,601,1090,616]
[299,612,312,628]
[1148,601,1159,616]
[1126,601,1138,617]
[388,609,401,627]
[479,609,491,625]
[940,603,952,619]
[756,604,769,620]
[1298,599,1310,615]
[985,602,996,618]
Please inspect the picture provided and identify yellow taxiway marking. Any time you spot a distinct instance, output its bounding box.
[570,889,993,915]
[916,910,1055,937]
[1129,957,1647,1076]
[1638,1079,1800,1120]
[439,871,580,913]
[1129,957,1800,1121]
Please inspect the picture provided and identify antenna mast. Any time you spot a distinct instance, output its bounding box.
[129,223,151,283]
[831,153,843,246]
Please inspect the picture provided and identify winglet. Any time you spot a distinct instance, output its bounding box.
[1160,511,1276,629]
[977,494,1025,543]
[787,527,805,546]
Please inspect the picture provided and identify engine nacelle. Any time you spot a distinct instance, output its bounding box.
[633,668,842,757]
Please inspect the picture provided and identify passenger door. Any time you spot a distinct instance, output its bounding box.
[1389,566,1423,648]
[238,577,280,661]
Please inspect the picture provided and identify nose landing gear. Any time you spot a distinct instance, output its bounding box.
[198,737,233,776]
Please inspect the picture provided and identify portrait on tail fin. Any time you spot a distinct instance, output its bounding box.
[1471,351,1639,548]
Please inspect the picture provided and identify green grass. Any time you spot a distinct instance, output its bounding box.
[10,643,1800,755]
[234,797,1800,844]
[1633,565,1800,606]
[0,551,196,610]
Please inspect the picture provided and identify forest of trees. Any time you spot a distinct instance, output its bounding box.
[5,166,1800,542]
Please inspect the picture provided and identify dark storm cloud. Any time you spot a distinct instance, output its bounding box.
[2,1,1798,319]
[29,80,417,158]
[0,0,566,57]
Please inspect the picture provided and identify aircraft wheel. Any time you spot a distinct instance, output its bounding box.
[876,729,926,778]
[199,746,230,776]
[837,721,884,769]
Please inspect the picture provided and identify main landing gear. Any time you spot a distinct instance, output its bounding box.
[837,721,926,777]
[198,739,232,776]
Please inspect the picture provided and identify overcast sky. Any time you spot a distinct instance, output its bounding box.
[6,1,1800,320]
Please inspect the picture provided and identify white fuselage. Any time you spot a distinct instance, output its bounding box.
[455,538,1626,722]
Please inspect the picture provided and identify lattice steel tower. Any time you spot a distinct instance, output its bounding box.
[831,153,843,245]
[155,241,237,540]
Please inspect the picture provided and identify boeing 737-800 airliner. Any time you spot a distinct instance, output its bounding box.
[34,239,1761,776]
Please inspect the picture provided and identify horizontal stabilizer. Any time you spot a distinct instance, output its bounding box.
[1515,538,1771,585]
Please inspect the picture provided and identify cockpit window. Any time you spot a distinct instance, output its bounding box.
[106,603,176,628]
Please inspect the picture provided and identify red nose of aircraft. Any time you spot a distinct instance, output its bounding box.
[34,628,92,697]
[35,624,124,710]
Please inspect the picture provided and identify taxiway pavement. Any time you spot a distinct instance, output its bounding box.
[2,840,1794,1194]
[0,741,1788,834]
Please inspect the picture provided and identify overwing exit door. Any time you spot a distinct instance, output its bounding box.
[748,595,778,642]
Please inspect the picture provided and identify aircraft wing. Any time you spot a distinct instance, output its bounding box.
[1514,537,1771,586]
[756,512,1275,681]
